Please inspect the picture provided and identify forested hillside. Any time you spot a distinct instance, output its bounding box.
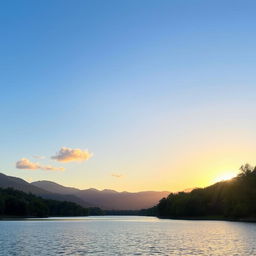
[0,188,89,217]
[156,164,256,220]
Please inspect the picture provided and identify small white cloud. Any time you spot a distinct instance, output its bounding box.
[16,158,38,170]
[111,173,123,178]
[32,155,46,159]
[51,147,93,162]
[16,158,64,171]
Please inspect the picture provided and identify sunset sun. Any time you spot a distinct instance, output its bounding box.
[213,171,238,183]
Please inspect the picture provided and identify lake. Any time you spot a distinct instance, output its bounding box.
[0,216,255,255]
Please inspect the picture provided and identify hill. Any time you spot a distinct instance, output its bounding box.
[0,173,170,210]
[0,187,89,217]
[155,164,256,220]
[0,173,90,207]
[0,173,48,194]
[31,180,79,195]
[32,180,170,210]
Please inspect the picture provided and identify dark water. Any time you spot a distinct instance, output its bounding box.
[0,216,255,255]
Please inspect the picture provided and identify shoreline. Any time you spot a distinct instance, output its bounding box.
[157,216,256,223]
[1,215,256,223]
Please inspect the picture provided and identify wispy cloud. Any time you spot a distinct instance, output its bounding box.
[111,173,123,178]
[16,158,64,171]
[32,155,46,159]
[51,147,93,162]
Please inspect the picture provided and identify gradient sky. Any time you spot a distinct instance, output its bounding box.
[1,0,256,192]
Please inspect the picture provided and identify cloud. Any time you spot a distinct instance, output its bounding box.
[51,147,93,162]
[32,155,46,159]
[16,158,38,169]
[16,158,64,171]
[111,173,123,178]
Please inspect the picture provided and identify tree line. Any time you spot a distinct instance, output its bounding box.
[0,188,104,217]
[155,164,256,219]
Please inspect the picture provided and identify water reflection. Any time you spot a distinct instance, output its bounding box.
[0,216,255,255]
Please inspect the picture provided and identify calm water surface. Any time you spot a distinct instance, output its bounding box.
[0,216,256,255]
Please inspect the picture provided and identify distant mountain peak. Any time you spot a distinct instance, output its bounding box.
[0,173,91,208]
[0,172,171,210]
[31,180,80,194]
[102,189,117,193]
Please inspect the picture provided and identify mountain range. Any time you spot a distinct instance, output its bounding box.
[0,173,170,210]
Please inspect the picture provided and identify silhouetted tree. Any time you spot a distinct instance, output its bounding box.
[0,188,91,218]
[155,164,256,219]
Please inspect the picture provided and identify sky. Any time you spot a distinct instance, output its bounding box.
[0,0,256,192]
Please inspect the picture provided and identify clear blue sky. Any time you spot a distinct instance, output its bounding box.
[1,0,256,191]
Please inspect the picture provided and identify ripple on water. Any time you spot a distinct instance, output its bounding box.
[0,216,255,256]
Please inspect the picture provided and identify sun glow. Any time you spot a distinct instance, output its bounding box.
[213,171,237,183]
